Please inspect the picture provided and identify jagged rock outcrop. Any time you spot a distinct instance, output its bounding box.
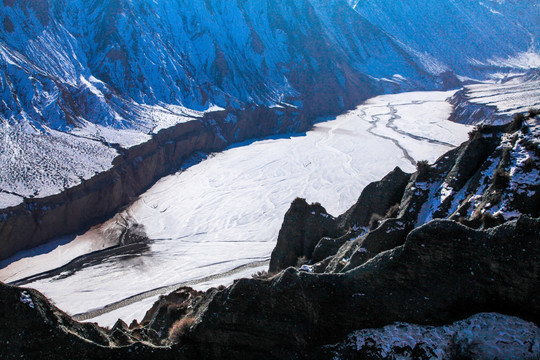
[2,215,538,359]
[0,282,178,359]
[184,216,539,359]
[336,166,411,230]
[269,198,341,273]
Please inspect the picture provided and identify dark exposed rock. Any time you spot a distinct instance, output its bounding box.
[186,217,539,359]
[269,198,341,272]
[141,288,203,343]
[0,282,179,359]
[311,233,353,264]
[323,218,410,273]
[337,167,411,230]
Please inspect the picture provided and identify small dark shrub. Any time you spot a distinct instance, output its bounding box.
[369,213,384,229]
[416,160,430,174]
[491,168,510,189]
[487,190,502,207]
[521,138,540,157]
[522,157,535,173]
[508,112,525,132]
[528,108,539,118]
[295,255,308,267]
[468,124,492,139]
[385,203,400,218]
[169,317,195,342]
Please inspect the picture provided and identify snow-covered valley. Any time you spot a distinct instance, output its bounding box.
[0,90,472,327]
[0,0,539,357]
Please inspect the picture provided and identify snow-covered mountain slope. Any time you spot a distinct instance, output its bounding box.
[449,70,540,125]
[0,0,434,135]
[0,0,430,208]
[351,0,540,79]
[0,0,537,209]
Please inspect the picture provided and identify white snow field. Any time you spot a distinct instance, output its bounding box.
[0,91,471,327]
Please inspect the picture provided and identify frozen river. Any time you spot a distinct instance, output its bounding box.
[0,91,471,327]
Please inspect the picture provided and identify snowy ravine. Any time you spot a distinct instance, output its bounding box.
[449,70,540,125]
[0,91,471,327]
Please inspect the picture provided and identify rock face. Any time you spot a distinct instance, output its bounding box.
[269,198,341,272]
[336,166,411,230]
[182,114,540,358]
[0,118,222,260]
[186,217,539,359]
[0,282,178,359]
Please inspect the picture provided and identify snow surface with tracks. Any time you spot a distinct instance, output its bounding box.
[1,91,471,327]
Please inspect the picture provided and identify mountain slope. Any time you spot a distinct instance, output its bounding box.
[0,0,538,258]
[0,0,436,209]
[351,0,540,78]
[1,0,537,206]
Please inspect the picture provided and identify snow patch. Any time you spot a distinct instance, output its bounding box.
[19,291,35,309]
[343,313,540,360]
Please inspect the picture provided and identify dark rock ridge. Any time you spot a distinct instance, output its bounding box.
[0,281,180,359]
[336,166,411,230]
[2,217,537,359]
[186,216,539,359]
[0,104,302,261]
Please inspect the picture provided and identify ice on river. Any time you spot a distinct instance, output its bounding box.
[0,91,471,327]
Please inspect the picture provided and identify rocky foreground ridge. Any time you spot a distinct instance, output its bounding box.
[1,113,539,359]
